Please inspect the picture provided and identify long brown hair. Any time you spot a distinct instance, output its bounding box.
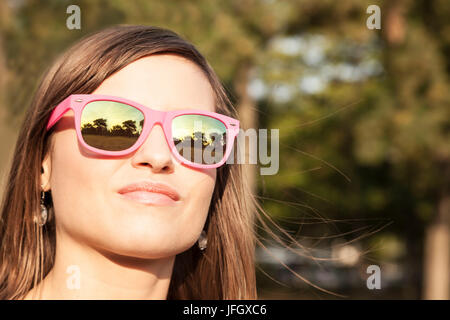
[0,25,258,299]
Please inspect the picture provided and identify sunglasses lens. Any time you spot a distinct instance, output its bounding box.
[172,114,227,165]
[81,100,144,151]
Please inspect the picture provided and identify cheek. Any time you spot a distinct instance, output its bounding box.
[52,131,105,192]
[165,167,216,251]
[49,131,113,236]
[180,167,216,223]
[184,169,216,208]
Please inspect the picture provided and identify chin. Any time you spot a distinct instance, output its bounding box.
[97,234,193,260]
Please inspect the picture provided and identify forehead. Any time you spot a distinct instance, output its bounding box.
[91,54,216,112]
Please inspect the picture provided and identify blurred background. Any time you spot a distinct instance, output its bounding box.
[0,0,449,299]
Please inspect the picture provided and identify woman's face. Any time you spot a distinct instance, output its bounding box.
[42,54,217,259]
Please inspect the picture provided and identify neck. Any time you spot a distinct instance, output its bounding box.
[25,231,175,300]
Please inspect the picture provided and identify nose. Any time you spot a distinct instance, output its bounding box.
[131,124,175,173]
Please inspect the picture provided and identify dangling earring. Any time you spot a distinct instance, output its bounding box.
[35,190,48,227]
[197,230,207,251]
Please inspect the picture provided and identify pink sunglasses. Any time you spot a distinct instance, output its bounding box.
[46,94,240,169]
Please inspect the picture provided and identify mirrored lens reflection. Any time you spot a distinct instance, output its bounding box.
[80,100,145,151]
[172,114,227,165]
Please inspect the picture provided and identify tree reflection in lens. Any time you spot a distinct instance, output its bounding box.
[80,101,144,151]
[172,115,227,164]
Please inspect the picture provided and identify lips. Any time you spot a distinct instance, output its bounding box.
[117,181,180,206]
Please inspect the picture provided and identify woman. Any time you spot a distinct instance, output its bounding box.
[0,25,258,299]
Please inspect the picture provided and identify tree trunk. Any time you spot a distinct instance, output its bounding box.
[423,194,450,299]
[234,60,258,196]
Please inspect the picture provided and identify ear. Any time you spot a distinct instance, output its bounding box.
[41,153,52,191]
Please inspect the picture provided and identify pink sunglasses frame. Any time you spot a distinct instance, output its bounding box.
[46,94,240,169]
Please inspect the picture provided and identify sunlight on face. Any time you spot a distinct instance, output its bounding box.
[46,54,217,259]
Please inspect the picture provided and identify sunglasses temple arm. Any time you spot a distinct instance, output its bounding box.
[46,95,72,131]
[231,120,240,136]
